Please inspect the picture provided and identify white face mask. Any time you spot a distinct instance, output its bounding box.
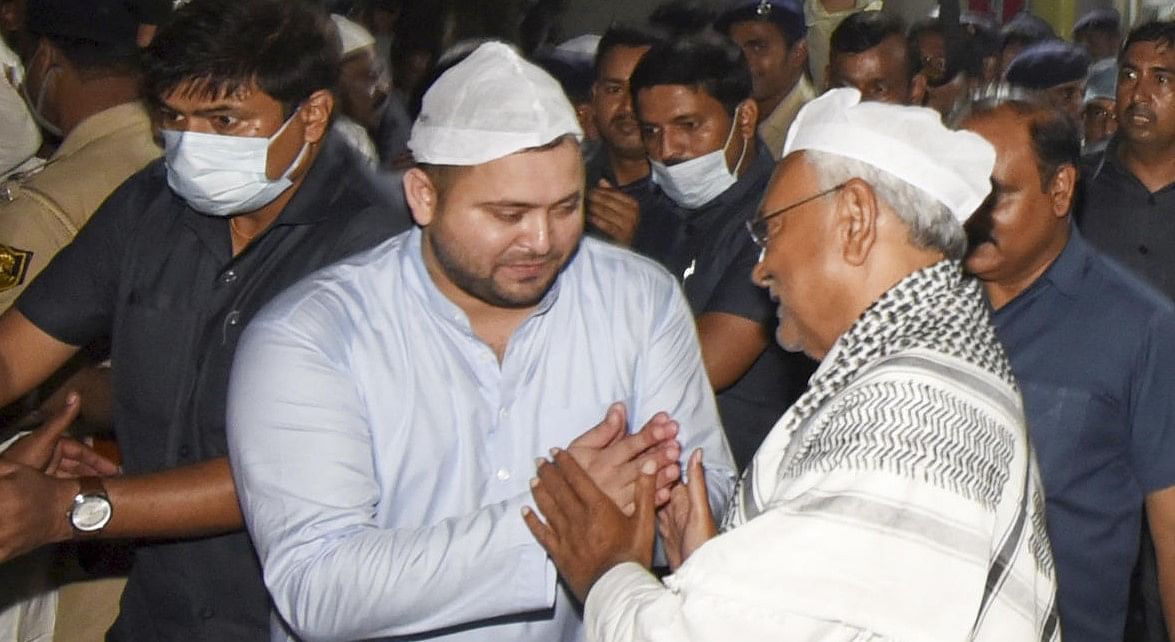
[650,106,748,209]
[162,111,309,217]
[19,48,63,139]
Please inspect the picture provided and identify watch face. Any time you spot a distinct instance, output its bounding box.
[72,496,112,531]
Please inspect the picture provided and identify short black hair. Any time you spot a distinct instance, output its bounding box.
[533,54,593,104]
[830,12,920,78]
[647,0,717,39]
[24,0,140,74]
[629,32,751,116]
[40,35,140,76]
[1122,20,1175,56]
[594,24,664,80]
[963,96,1080,192]
[907,16,943,42]
[143,0,339,112]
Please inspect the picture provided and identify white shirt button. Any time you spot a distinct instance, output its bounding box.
[496,468,511,481]
[498,406,508,419]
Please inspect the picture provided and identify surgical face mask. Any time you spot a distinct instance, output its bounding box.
[19,48,63,139]
[650,106,749,209]
[162,111,309,217]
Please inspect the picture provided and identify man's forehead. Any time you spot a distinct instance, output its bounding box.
[764,154,817,200]
[1123,40,1175,66]
[453,139,584,197]
[600,44,650,72]
[730,19,787,42]
[160,79,275,110]
[636,84,724,116]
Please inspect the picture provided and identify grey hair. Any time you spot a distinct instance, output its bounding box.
[803,150,967,260]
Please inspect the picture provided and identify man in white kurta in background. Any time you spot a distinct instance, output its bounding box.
[523,88,1060,641]
[227,42,736,642]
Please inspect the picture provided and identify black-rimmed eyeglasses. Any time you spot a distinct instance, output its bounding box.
[745,183,846,248]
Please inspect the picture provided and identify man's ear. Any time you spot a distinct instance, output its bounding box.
[735,98,758,140]
[298,89,334,144]
[908,72,929,107]
[575,102,598,139]
[1048,164,1078,219]
[789,38,809,69]
[836,178,879,266]
[403,168,438,227]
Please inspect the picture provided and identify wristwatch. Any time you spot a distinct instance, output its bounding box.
[69,476,112,536]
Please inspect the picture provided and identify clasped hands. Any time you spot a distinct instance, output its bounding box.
[0,392,119,562]
[522,402,717,603]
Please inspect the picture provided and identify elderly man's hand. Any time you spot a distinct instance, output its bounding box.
[523,448,657,603]
[0,459,76,563]
[565,402,681,514]
[658,448,717,571]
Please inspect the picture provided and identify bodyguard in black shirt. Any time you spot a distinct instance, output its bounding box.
[629,35,816,470]
[0,0,410,639]
[1078,21,1175,302]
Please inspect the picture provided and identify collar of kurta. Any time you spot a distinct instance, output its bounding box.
[722,259,1012,528]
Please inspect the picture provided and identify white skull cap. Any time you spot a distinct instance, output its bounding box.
[408,41,583,166]
[330,14,375,57]
[783,88,996,222]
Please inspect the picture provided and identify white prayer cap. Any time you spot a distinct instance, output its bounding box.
[408,41,583,166]
[783,88,996,222]
[554,34,601,62]
[330,14,375,57]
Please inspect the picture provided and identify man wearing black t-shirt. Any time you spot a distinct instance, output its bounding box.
[630,35,815,470]
[0,1,410,639]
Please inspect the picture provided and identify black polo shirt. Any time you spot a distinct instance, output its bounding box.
[17,132,412,640]
[637,140,816,471]
[582,146,667,247]
[1077,138,1175,301]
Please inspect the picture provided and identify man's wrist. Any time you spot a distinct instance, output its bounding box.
[54,477,81,542]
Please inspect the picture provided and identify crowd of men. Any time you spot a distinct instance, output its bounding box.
[0,0,1173,641]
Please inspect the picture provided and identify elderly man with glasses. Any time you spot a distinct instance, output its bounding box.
[520,88,1061,641]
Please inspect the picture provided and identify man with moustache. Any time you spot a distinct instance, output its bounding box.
[226,42,736,642]
[826,11,926,105]
[1078,21,1175,302]
[960,96,1175,642]
[629,34,816,470]
[716,0,814,160]
[583,25,662,246]
[1075,20,1175,641]
[520,89,1059,641]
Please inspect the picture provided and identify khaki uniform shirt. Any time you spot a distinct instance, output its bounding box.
[0,101,160,311]
[758,75,817,161]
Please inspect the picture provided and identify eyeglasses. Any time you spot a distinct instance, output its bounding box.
[746,183,845,248]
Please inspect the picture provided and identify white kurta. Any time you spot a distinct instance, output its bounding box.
[583,261,1060,642]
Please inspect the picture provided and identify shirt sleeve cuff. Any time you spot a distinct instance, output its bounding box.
[584,561,664,635]
[501,492,559,609]
[0,431,30,453]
